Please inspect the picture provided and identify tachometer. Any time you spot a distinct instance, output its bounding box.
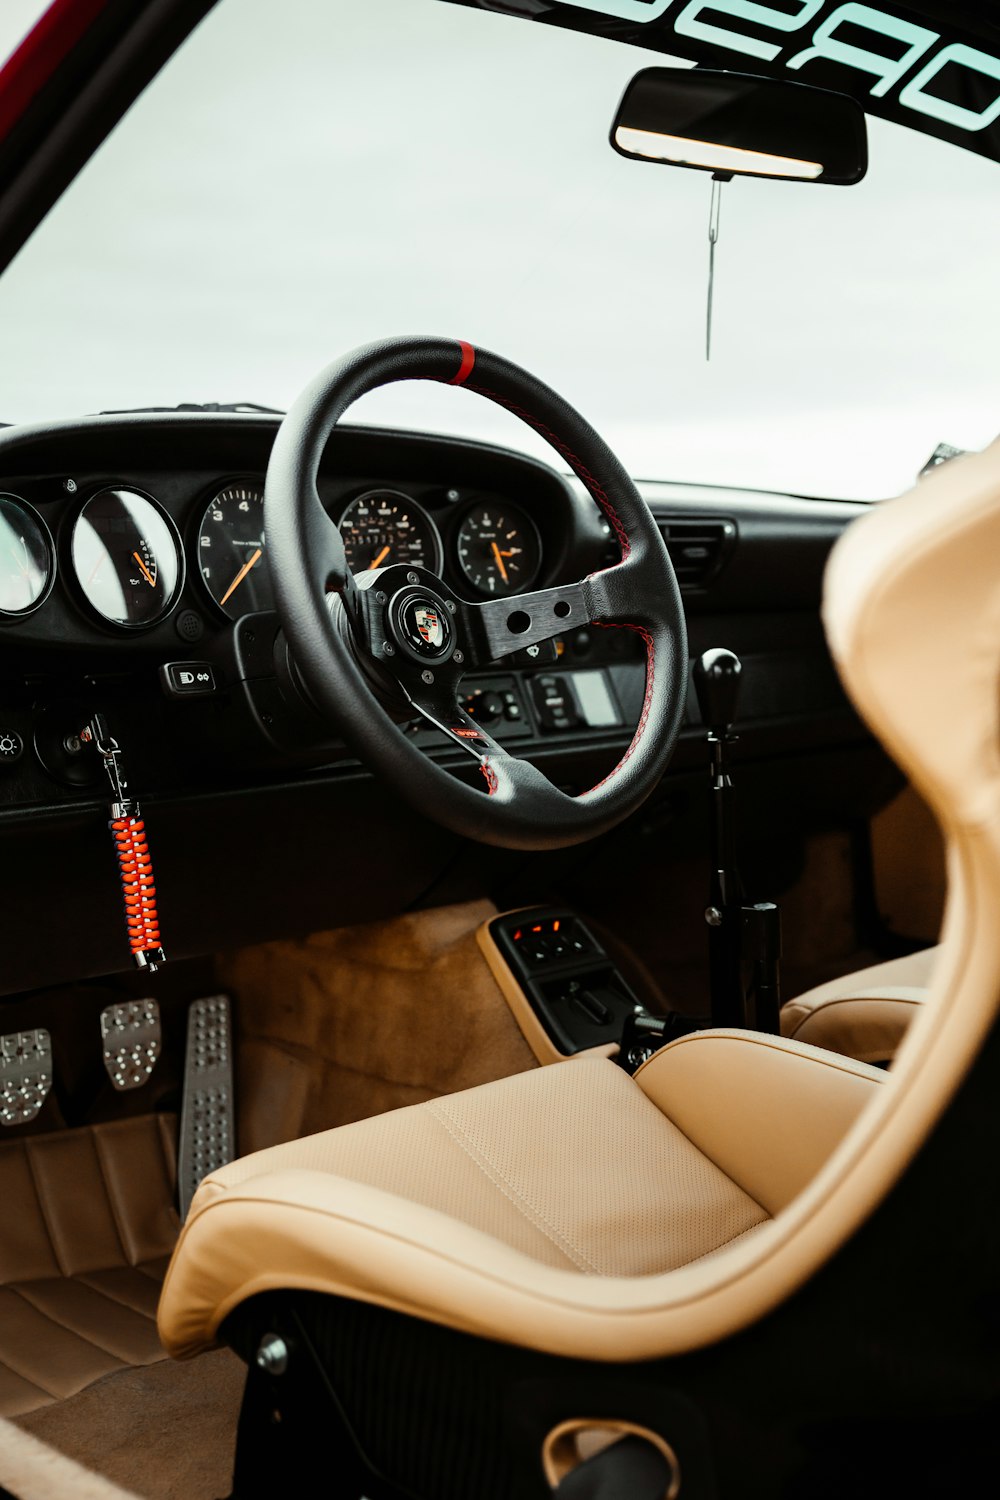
[197,481,273,619]
[455,499,542,597]
[0,494,54,618]
[72,488,181,629]
[339,490,442,575]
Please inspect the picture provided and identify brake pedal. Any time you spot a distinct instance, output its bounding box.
[0,1029,53,1126]
[178,995,234,1219]
[100,1000,161,1090]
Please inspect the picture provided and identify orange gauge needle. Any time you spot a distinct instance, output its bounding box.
[490,541,509,585]
[368,544,391,571]
[219,547,262,607]
[133,551,156,588]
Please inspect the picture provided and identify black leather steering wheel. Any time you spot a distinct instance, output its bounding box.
[264,337,687,850]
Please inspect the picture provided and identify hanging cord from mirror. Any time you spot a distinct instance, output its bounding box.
[706,171,730,363]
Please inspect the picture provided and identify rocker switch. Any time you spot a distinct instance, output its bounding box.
[161,661,217,698]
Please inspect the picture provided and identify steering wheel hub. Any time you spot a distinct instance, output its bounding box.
[389,586,455,663]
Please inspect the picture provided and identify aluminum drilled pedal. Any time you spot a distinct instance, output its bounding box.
[100,999,161,1090]
[178,995,234,1219]
[0,1029,52,1126]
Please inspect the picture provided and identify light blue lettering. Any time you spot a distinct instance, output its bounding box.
[900,43,1000,132]
[787,3,937,97]
[675,1,823,64]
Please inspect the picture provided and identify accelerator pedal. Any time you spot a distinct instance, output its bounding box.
[100,1000,161,1090]
[0,1029,52,1126]
[178,995,235,1219]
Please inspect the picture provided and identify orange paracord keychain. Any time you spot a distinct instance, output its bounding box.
[80,714,165,973]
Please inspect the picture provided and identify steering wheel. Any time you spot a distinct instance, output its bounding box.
[264,337,687,851]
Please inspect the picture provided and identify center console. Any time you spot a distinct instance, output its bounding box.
[479,906,666,1068]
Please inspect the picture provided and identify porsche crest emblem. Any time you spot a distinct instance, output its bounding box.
[415,606,443,648]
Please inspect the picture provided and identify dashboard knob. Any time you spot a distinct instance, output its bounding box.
[462,689,505,724]
[0,730,24,765]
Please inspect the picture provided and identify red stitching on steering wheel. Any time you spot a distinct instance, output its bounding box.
[480,760,499,796]
[444,369,654,796]
[462,383,632,562]
[588,622,655,791]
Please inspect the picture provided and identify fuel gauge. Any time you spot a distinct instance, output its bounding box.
[72,488,182,629]
[0,494,54,618]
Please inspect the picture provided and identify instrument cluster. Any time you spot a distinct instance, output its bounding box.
[0,476,546,635]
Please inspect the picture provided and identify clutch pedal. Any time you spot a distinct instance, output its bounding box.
[0,1029,53,1126]
[178,995,235,1219]
[100,1000,161,1090]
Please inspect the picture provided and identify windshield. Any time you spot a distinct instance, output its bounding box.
[0,0,997,499]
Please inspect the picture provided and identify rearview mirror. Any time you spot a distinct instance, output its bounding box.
[611,68,867,185]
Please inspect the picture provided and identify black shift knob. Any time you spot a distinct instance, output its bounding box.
[693,648,742,732]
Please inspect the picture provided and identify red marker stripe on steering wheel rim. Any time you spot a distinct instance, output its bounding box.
[449,341,476,386]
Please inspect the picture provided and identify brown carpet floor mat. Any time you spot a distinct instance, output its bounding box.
[15,1349,245,1500]
[0,1115,180,1418]
[222,898,539,1154]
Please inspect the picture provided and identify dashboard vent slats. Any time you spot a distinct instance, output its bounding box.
[654,516,736,591]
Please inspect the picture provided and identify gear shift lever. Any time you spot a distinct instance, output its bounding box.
[692,650,782,1034]
[693,647,742,739]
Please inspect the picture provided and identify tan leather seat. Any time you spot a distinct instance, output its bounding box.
[159,1031,882,1361]
[781,946,938,1063]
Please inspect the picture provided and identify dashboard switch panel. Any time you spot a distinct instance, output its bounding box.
[490,908,650,1056]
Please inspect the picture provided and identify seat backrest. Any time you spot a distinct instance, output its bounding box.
[821,436,1000,1131]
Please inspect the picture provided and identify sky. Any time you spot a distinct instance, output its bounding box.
[0,0,998,499]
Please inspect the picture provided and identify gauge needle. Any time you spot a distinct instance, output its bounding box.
[133,551,156,588]
[490,541,509,585]
[220,547,262,607]
[368,544,391,570]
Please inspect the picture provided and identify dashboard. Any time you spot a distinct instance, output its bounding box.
[0,410,881,997]
[1,473,547,633]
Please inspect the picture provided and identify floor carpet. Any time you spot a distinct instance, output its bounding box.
[15,1350,245,1500]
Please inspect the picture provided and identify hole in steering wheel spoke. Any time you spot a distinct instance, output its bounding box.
[506,610,531,635]
[553,599,571,618]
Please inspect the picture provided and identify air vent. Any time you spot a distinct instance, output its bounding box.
[655,516,736,591]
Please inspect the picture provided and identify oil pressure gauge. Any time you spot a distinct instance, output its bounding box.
[72,488,182,629]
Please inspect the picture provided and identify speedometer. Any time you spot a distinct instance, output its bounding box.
[339,490,442,575]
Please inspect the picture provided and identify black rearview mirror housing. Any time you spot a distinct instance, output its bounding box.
[611,68,867,185]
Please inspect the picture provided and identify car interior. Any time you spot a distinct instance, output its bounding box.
[0,2,997,1498]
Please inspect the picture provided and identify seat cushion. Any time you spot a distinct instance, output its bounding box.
[195,1058,769,1277]
[780,947,938,1063]
[158,1034,884,1362]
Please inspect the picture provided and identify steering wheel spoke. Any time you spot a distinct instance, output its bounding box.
[465,580,594,665]
[407,690,501,757]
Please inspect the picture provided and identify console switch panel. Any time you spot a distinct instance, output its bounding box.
[491,909,651,1056]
